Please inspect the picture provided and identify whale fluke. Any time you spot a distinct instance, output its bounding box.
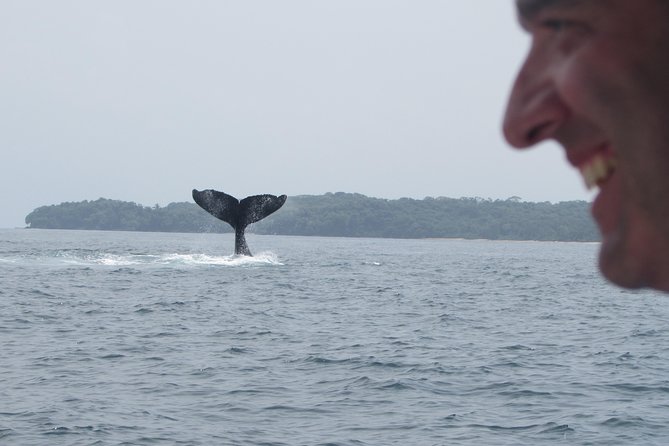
[192,189,287,256]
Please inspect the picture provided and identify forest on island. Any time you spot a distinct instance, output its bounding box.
[24,193,599,242]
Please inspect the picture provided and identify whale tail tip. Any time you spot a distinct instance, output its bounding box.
[192,189,286,256]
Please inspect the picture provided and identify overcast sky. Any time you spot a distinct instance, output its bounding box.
[0,1,592,228]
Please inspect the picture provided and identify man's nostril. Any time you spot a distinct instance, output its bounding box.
[527,122,554,144]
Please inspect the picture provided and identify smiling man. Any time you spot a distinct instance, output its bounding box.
[503,0,669,291]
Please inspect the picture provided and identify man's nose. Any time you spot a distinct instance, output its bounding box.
[502,59,567,149]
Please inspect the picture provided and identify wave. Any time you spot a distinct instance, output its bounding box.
[86,251,282,267]
[2,250,283,267]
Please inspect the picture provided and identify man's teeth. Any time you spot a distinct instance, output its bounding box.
[579,154,617,190]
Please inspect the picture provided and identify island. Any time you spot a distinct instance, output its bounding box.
[24,193,598,242]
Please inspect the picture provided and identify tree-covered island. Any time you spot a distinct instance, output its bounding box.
[24,193,598,242]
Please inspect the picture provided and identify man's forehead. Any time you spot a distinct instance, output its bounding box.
[515,0,587,21]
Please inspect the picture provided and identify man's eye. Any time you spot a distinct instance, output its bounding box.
[542,19,572,32]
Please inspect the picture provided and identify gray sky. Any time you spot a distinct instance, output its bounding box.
[0,1,591,228]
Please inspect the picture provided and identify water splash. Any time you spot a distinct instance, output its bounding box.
[11,250,283,267]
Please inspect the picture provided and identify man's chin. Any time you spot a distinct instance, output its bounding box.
[598,232,648,289]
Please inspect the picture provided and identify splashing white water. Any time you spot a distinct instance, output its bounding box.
[54,250,283,267]
[160,251,282,266]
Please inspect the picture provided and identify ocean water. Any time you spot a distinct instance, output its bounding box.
[1,228,669,446]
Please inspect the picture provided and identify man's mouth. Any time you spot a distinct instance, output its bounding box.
[578,152,617,190]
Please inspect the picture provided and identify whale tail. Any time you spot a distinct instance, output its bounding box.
[192,189,287,256]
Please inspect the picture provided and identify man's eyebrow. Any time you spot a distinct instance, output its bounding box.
[515,0,584,22]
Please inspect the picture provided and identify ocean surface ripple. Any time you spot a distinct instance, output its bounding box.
[1,229,669,445]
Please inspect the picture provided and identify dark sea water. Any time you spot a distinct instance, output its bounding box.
[1,229,669,445]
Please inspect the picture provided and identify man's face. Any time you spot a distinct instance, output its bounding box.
[503,0,669,291]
